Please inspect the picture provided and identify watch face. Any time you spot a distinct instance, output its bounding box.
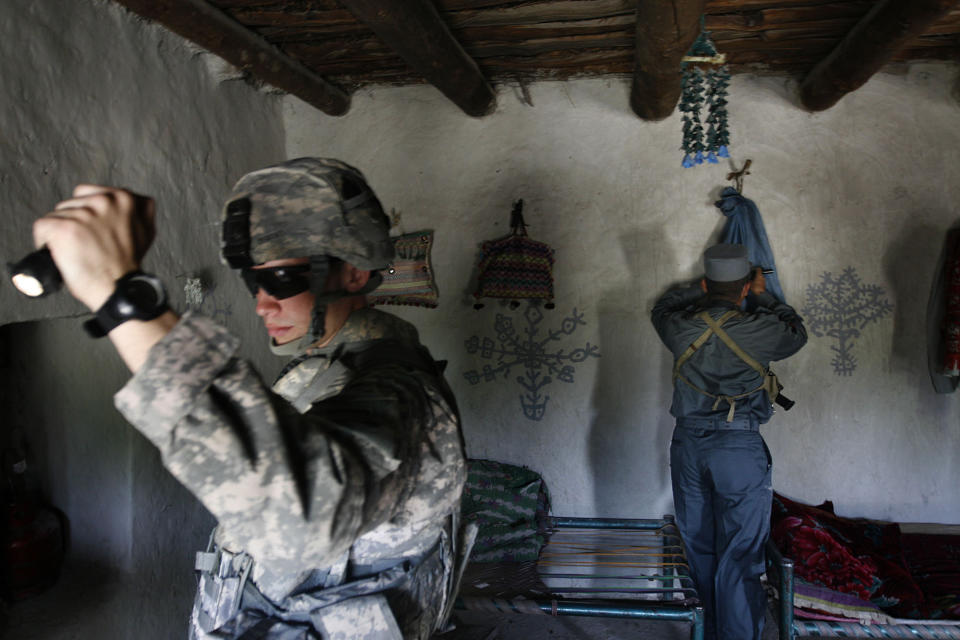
[115,274,167,320]
[86,271,170,338]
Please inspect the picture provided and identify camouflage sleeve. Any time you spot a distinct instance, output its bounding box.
[305,363,461,524]
[112,312,436,575]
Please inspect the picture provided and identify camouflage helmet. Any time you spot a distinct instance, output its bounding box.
[221,157,394,270]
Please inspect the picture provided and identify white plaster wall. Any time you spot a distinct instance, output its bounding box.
[1,0,286,636]
[286,65,960,525]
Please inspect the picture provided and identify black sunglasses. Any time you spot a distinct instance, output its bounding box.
[241,265,311,300]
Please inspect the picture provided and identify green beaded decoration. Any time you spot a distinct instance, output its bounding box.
[680,24,730,168]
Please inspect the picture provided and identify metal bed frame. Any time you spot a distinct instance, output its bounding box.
[766,540,960,639]
[456,515,705,639]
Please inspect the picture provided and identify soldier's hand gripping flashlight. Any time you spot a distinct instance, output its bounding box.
[9,247,63,297]
[10,185,156,301]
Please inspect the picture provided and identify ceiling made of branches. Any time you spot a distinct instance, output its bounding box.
[112,0,960,117]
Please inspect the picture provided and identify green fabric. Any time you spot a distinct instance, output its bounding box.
[462,459,550,563]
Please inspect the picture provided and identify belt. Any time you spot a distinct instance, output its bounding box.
[192,536,444,637]
[676,415,760,431]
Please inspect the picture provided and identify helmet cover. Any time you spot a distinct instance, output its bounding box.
[221,157,394,270]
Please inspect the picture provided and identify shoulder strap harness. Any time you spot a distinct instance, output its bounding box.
[673,310,780,422]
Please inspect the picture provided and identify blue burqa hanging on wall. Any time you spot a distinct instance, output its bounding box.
[715,186,785,303]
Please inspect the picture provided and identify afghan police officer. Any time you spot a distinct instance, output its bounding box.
[32,158,468,639]
[651,243,807,640]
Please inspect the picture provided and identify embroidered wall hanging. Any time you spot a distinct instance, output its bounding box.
[369,230,439,308]
[802,267,893,377]
[474,199,555,310]
[463,306,600,421]
[928,227,960,394]
[679,24,731,168]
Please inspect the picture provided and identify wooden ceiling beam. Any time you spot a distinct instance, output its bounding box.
[630,0,707,121]
[799,0,960,111]
[337,0,495,117]
[111,0,350,115]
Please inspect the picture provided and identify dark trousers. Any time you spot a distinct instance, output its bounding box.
[670,423,772,640]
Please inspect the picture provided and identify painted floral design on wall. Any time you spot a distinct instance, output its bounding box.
[463,306,600,421]
[183,277,234,324]
[802,267,892,376]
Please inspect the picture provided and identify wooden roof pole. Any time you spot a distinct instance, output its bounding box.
[799,0,959,111]
[630,0,707,121]
[111,0,350,115]
[339,0,496,117]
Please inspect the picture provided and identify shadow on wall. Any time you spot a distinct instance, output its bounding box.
[883,214,957,406]
[587,226,676,518]
[129,439,215,636]
[0,318,210,639]
[582,184,750,518]
[3,559,134,638]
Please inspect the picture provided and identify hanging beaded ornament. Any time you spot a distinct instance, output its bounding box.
[680,24,731,168]
[473,199,555,310]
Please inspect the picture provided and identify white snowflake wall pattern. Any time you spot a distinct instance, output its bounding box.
[182,278,234,325]
[463,306,600,421]
[802,267,892,376]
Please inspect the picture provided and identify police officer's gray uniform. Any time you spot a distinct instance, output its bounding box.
[651,244,806,640]
[113,159,468,639]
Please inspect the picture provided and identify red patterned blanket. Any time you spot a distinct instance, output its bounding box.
[771,492,960,620]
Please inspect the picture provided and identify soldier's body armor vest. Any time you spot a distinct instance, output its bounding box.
[190,340,474,640]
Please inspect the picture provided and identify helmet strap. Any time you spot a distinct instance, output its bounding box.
[270,258,385,353]
[301,257,382,348]
[304,255,334,346]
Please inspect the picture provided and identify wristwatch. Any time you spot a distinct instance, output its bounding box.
[83,271,169,338]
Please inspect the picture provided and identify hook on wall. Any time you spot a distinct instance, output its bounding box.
[726,159,752,193]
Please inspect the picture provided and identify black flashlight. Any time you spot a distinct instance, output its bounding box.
[8,247,63,297]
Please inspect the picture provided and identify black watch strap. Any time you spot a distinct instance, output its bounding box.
[83,271,169,338]
[83,313,120,339]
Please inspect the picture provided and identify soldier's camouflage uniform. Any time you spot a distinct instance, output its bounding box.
[114,306,467,639]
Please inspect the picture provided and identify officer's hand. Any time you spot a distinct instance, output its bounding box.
[750,267,766,294]
[33,185,156,312]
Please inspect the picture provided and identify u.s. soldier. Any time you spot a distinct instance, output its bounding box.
[33,158,468,639]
